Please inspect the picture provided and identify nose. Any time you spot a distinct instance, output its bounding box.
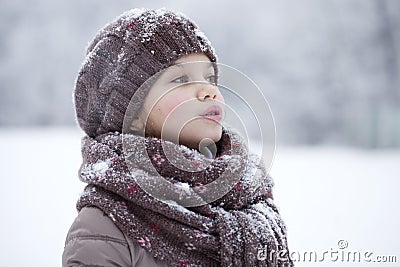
[196,84,220,101]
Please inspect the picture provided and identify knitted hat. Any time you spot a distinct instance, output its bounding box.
[74,8,218,137]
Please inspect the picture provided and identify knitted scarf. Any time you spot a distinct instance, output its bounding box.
[76,128,293,267]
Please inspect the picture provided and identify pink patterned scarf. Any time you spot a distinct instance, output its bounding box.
[76,127,293,266]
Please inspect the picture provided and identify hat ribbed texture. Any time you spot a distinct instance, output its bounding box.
[74,8,217,137]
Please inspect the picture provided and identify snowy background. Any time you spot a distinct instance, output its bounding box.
[0,0,399,266]
[1,0,399,148]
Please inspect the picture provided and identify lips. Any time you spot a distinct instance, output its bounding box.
[200,105,223,122]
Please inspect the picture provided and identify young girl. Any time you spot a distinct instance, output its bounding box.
[63,8,293,267]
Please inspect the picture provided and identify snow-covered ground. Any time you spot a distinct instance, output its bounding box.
[271,145,400,266]
[1,127,399,266]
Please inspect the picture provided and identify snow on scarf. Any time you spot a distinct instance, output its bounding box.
[76,127,294,267]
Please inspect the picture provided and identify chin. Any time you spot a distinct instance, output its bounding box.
[180,123,222,148]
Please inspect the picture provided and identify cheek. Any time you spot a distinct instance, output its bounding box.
[158,93,193,118]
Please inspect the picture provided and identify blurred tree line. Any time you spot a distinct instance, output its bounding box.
[0,0,399,148]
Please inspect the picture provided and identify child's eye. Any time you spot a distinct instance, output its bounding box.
[171,76,189,83]
[206,75,217,84]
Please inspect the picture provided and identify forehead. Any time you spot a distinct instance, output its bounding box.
[165,54,215,74]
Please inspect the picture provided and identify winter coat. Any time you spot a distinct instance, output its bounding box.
[62,206,170,267]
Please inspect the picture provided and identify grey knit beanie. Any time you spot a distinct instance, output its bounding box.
[74,8,217,137]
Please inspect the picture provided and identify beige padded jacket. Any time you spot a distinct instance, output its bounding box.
[62,206,170,267]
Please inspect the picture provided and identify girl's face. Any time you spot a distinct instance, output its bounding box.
[135,53,225,150]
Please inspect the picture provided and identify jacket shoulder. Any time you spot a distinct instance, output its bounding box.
[62,206,169,267]
[62,206,131,266]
